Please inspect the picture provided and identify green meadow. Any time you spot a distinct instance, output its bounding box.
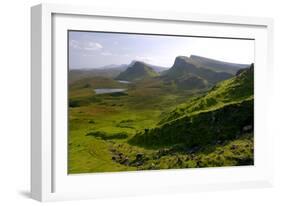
[68,65,254,173]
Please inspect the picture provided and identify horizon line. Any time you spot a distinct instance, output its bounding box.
[69,54,253,70]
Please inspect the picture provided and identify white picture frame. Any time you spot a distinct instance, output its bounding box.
[31,3,274,202]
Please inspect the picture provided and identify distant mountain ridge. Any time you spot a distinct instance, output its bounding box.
[188,55,250,74]
[69,55,251,88]
[69,68,124,84]
[69,62,168,83]
[69,65,128,83]
[162,56,233,89]
[70,64,128,71]
[98,64,128,70]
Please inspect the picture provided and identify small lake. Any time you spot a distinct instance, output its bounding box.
[118,80,131,84]
[94,88,127,95]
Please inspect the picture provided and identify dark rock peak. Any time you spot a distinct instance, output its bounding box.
[175,56,190,61]
[128,60,146,66]
[249,63,254,71]
[131,61,146,67]
[236,63,254,76]
[172,56,196,69]
[174,56,190,64]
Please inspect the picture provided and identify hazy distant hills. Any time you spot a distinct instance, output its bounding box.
[115,55,246,86]
[69,62,168,83]
[116,61,159,81]
[69,55,251,90]
[97,64,128,70]
[69,65,127,83]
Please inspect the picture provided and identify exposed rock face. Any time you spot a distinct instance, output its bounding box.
[236,63,254,76]
[172,56,195,68]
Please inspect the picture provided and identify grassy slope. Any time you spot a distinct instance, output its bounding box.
[68,76,200,173]
[69,66,254,173]
[129,98,253,147]
[138,133,253,170]
[129,67,254,148]
[160,66,253,123]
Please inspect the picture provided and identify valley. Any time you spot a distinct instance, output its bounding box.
[68,55,254,174]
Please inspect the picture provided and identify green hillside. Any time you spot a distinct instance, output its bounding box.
[68,58,254,173]
[129,64,254,148]
[161,63,254,123]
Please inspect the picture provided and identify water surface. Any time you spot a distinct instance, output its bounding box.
[94,88,127,94]
[118,80,131,84]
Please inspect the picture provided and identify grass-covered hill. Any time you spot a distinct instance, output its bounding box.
[116,61,159,81]
[129,64,254,149]
[160,63,254,123]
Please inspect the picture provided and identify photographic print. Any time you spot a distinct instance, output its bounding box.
[68,31,254,174]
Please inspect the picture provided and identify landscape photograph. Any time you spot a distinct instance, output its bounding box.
[68,31,254,174]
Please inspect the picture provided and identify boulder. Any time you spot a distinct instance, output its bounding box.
[242,125,253,132]
[136,153,144,160]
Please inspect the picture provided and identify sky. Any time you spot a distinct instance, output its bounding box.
[69,31,255,69]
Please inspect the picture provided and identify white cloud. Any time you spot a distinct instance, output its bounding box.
[82,54,96,57]
[101,52,112,56]
[70,39,103,51]
[70,40,81,49]
[84,42,103,50]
